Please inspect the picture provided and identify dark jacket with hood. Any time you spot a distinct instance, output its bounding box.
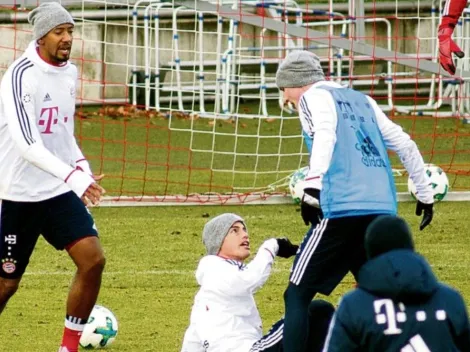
[323,250,470,351]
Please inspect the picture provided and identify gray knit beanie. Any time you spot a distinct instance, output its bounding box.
[276,50,325,89]
[28,2,75,40]
[202,213,246,255]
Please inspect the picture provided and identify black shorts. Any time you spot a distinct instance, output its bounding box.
[289,214,386,296]
[0,191,98,279]
[250,300,334,352]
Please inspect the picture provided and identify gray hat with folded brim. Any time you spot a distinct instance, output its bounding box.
[28,2,75,40]
[276,50,325,89]
[202,213,246,255]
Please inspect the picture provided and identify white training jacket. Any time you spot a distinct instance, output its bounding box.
[0,41,94,202]
[181,239,279,352]
[299,81,434,204]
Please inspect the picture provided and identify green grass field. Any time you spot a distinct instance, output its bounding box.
[0,202,469,351]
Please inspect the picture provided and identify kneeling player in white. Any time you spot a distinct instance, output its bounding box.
[181,213,335,352]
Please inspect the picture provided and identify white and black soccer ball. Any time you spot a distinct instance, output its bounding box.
[288,166,309,205]
[79,305,118,349]
[408,163,449,202]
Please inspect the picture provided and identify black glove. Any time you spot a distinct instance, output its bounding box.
[416,201,433,231]
[301,188,323,227]
[276,238,299,258]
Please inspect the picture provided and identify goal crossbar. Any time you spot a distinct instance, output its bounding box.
[176,0,470,79]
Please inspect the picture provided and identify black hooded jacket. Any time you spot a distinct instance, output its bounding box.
[323,250,470,351]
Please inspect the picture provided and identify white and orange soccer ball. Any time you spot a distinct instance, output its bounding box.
[408,164,449,202]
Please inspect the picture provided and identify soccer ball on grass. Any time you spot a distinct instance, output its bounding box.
[79,305,118,349]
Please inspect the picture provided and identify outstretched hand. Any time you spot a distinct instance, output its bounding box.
[276,238,299,258]
[438,27,464,75]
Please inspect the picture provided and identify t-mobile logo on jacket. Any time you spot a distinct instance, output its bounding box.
[39,106,69,134]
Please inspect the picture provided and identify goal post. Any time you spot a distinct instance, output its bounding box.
[1,0,470,205]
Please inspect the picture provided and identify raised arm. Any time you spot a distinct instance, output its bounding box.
[201,239,279,296]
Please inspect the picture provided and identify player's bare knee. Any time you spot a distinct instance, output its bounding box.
[88,254,106,274]
[94,254,106,273]
[0,279,20,299]
[78,253,105,275]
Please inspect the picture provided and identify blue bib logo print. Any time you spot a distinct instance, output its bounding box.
[353,126,386,168]
[336,98,386,168]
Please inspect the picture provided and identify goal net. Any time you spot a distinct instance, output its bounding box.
[1,0,469,205]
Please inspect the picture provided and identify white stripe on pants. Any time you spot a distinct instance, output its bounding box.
[291,219,329,285]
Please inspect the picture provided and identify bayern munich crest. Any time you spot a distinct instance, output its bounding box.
[2,258,17,274]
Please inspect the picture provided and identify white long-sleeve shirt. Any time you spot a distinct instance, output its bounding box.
[299,81,434,204]
[0,41,94,201]
[181,239,279,352]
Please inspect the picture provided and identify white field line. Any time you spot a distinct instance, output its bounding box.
[23,264,469,276]
[23,268,287,276]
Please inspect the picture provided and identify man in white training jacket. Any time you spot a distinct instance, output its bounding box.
[0,3,105,352]
[181,213,335,352]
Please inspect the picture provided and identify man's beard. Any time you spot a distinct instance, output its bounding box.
[56,48,71,62]
[55,56,69,63]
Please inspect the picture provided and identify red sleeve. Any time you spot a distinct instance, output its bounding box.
[439,0,467,29]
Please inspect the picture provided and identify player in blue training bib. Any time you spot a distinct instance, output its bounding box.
[275,50,435,352]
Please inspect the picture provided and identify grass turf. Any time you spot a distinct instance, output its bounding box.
[0,202,468,351]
